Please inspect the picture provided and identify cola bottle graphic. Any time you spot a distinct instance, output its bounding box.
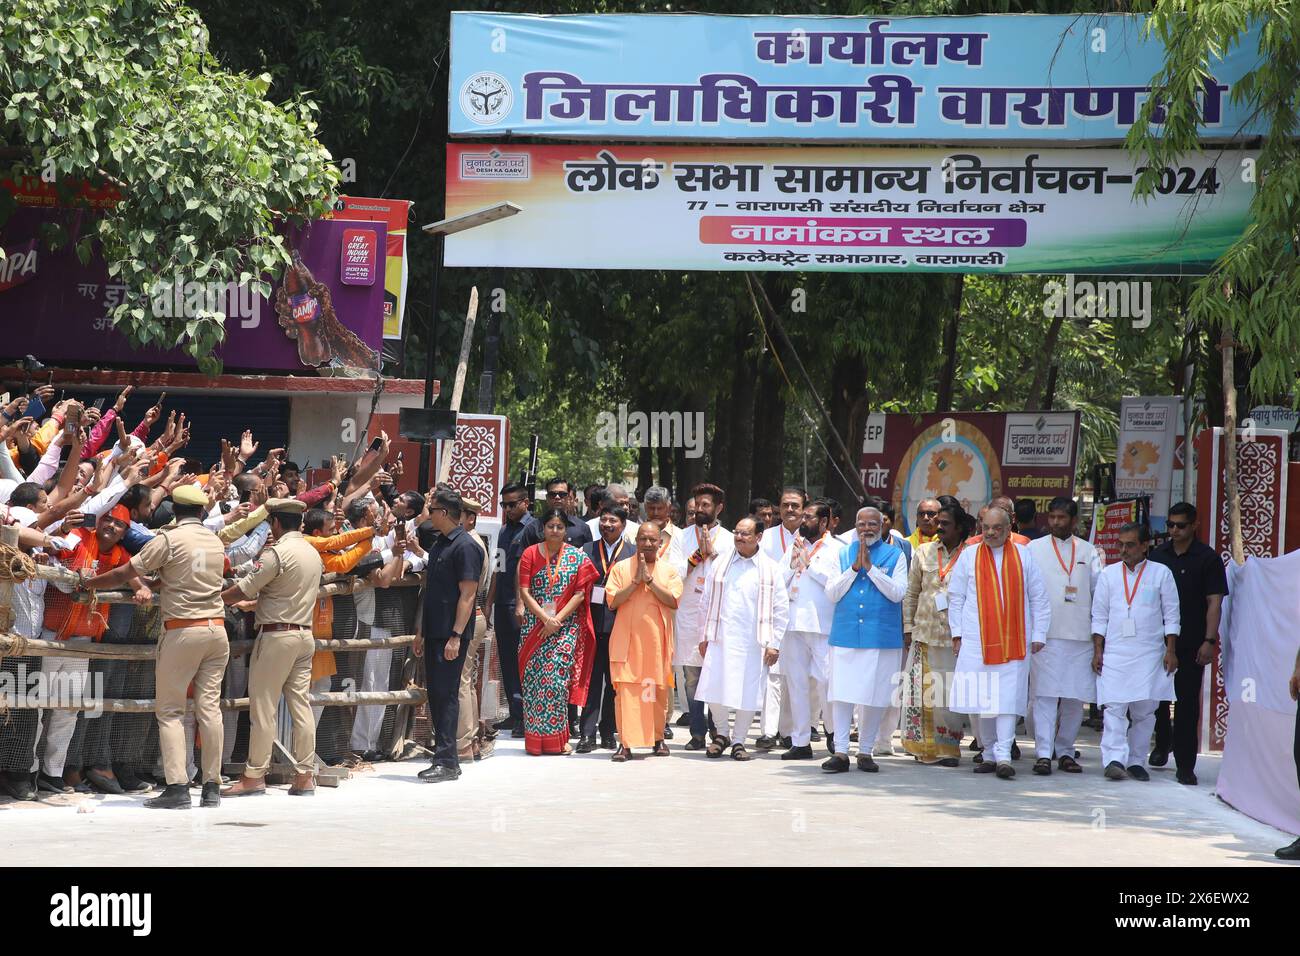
[283,250,331,366]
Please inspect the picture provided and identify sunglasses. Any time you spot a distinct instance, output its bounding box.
[1167,521,1191,529]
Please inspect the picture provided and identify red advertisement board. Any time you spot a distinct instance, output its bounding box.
[859,411,1079,536]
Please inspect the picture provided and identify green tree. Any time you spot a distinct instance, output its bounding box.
[0,0,339,371]
[1127,1,1298,401]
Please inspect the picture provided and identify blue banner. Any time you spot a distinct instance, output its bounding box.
[449,12,1263,143]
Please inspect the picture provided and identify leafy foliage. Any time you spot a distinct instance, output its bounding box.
[1128,0,1299,402]
[0,0,340,372]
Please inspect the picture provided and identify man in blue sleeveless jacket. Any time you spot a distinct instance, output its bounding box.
[822,507,908,774]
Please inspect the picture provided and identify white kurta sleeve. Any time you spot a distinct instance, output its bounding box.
[1159,567,1181,638]
[826,563,859,603]
[806,543,840,589]
[768,572,790,650]
[1087,541,1103,591]
[667,528,690,582]
[781,545,798,589]
[1091,568,1113,638]
[1022,545,1051,644]
[698,561,720,644]
[947,551,971,639]
[865,550,907,604]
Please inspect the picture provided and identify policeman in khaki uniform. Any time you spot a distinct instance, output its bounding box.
[220,498,324,798]
[83,483,229,810]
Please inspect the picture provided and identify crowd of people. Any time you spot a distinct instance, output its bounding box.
[0,384,434,806]
[0,385,1296,860]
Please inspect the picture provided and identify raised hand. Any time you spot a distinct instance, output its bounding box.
[114,385,133,414]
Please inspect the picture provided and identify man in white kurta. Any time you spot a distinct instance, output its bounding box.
[667,486,733,749]
[822,508,908,773]
[695,517,789,759]
[755,488,806,749]
[947,506,1051,779]
[778,501,842,760]
[1027,497,1103,775]
[1090,523,1180,781]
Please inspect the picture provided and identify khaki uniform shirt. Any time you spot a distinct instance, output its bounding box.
[234,531,324,629]
[129,517,226,620]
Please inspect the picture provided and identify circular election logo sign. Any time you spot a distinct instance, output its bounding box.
[893,421,1001,535]
[459,72,513,125]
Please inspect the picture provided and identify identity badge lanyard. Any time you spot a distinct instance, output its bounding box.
[1052,536,1078,603]
[1121,560,1145,638]
[791,535,825,596]
[934,542,963,611]
[543,545,564,616]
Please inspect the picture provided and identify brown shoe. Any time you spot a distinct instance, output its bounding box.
[288,773,315,796]
[221,774,267,797]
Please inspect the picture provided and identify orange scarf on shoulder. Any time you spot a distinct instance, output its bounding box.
[974,542,1027,665]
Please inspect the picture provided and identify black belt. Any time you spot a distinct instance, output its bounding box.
[260,622,310,633]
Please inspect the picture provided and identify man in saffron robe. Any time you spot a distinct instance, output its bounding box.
[947,505,1051,780]
[605,523,683,761]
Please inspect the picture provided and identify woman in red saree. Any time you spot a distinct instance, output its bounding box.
[517,510,601,755]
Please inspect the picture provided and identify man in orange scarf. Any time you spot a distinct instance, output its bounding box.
[946,506,1051,779]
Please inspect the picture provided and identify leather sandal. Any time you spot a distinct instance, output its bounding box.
[1058,755,1083,773]
[611,746,631,762]
[706,736,731,758]
[730,743,752,761]
[652,740,670,756]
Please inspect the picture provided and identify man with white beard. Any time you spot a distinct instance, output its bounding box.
[821,507,907,773]
[1027,497,1101,775]
[754,487,806,750]
[695,517,789,760]
[778,500,840,760]
[1090,522,1180,781]
[947,506,1051,780]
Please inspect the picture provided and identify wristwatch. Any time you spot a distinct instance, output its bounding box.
[449,629,463,640]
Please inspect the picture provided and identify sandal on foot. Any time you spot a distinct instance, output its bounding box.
[652,741,670,756]
[1032,757,1053,776]
[611,746,631,762]
[1058,755,1082,773]
[705,736,731,758]
[730,743,752,761]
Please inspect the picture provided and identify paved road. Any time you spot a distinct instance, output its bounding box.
[1,723,1292,866]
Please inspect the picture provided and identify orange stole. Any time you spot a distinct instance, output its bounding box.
[973,543,1027,665]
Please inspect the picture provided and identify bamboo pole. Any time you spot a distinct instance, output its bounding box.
[1220,327,1244,564]
[0,688,427,713]
[436,286,479,485]
[0,633,419,660]
[22,565,421,604]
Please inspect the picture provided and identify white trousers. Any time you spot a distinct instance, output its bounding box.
[760,671,794,738]
[222,650,249,764]
[781,631,828,747]
[978,714,1018,764]
[34,641,92,776]
[311,675,332,728]
[709,704,757,747]
[867,704,900,752]
[832,702,886,757]
[349,626,392,752]
[1101,699,1158,769]
[1032,696,1085,760]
